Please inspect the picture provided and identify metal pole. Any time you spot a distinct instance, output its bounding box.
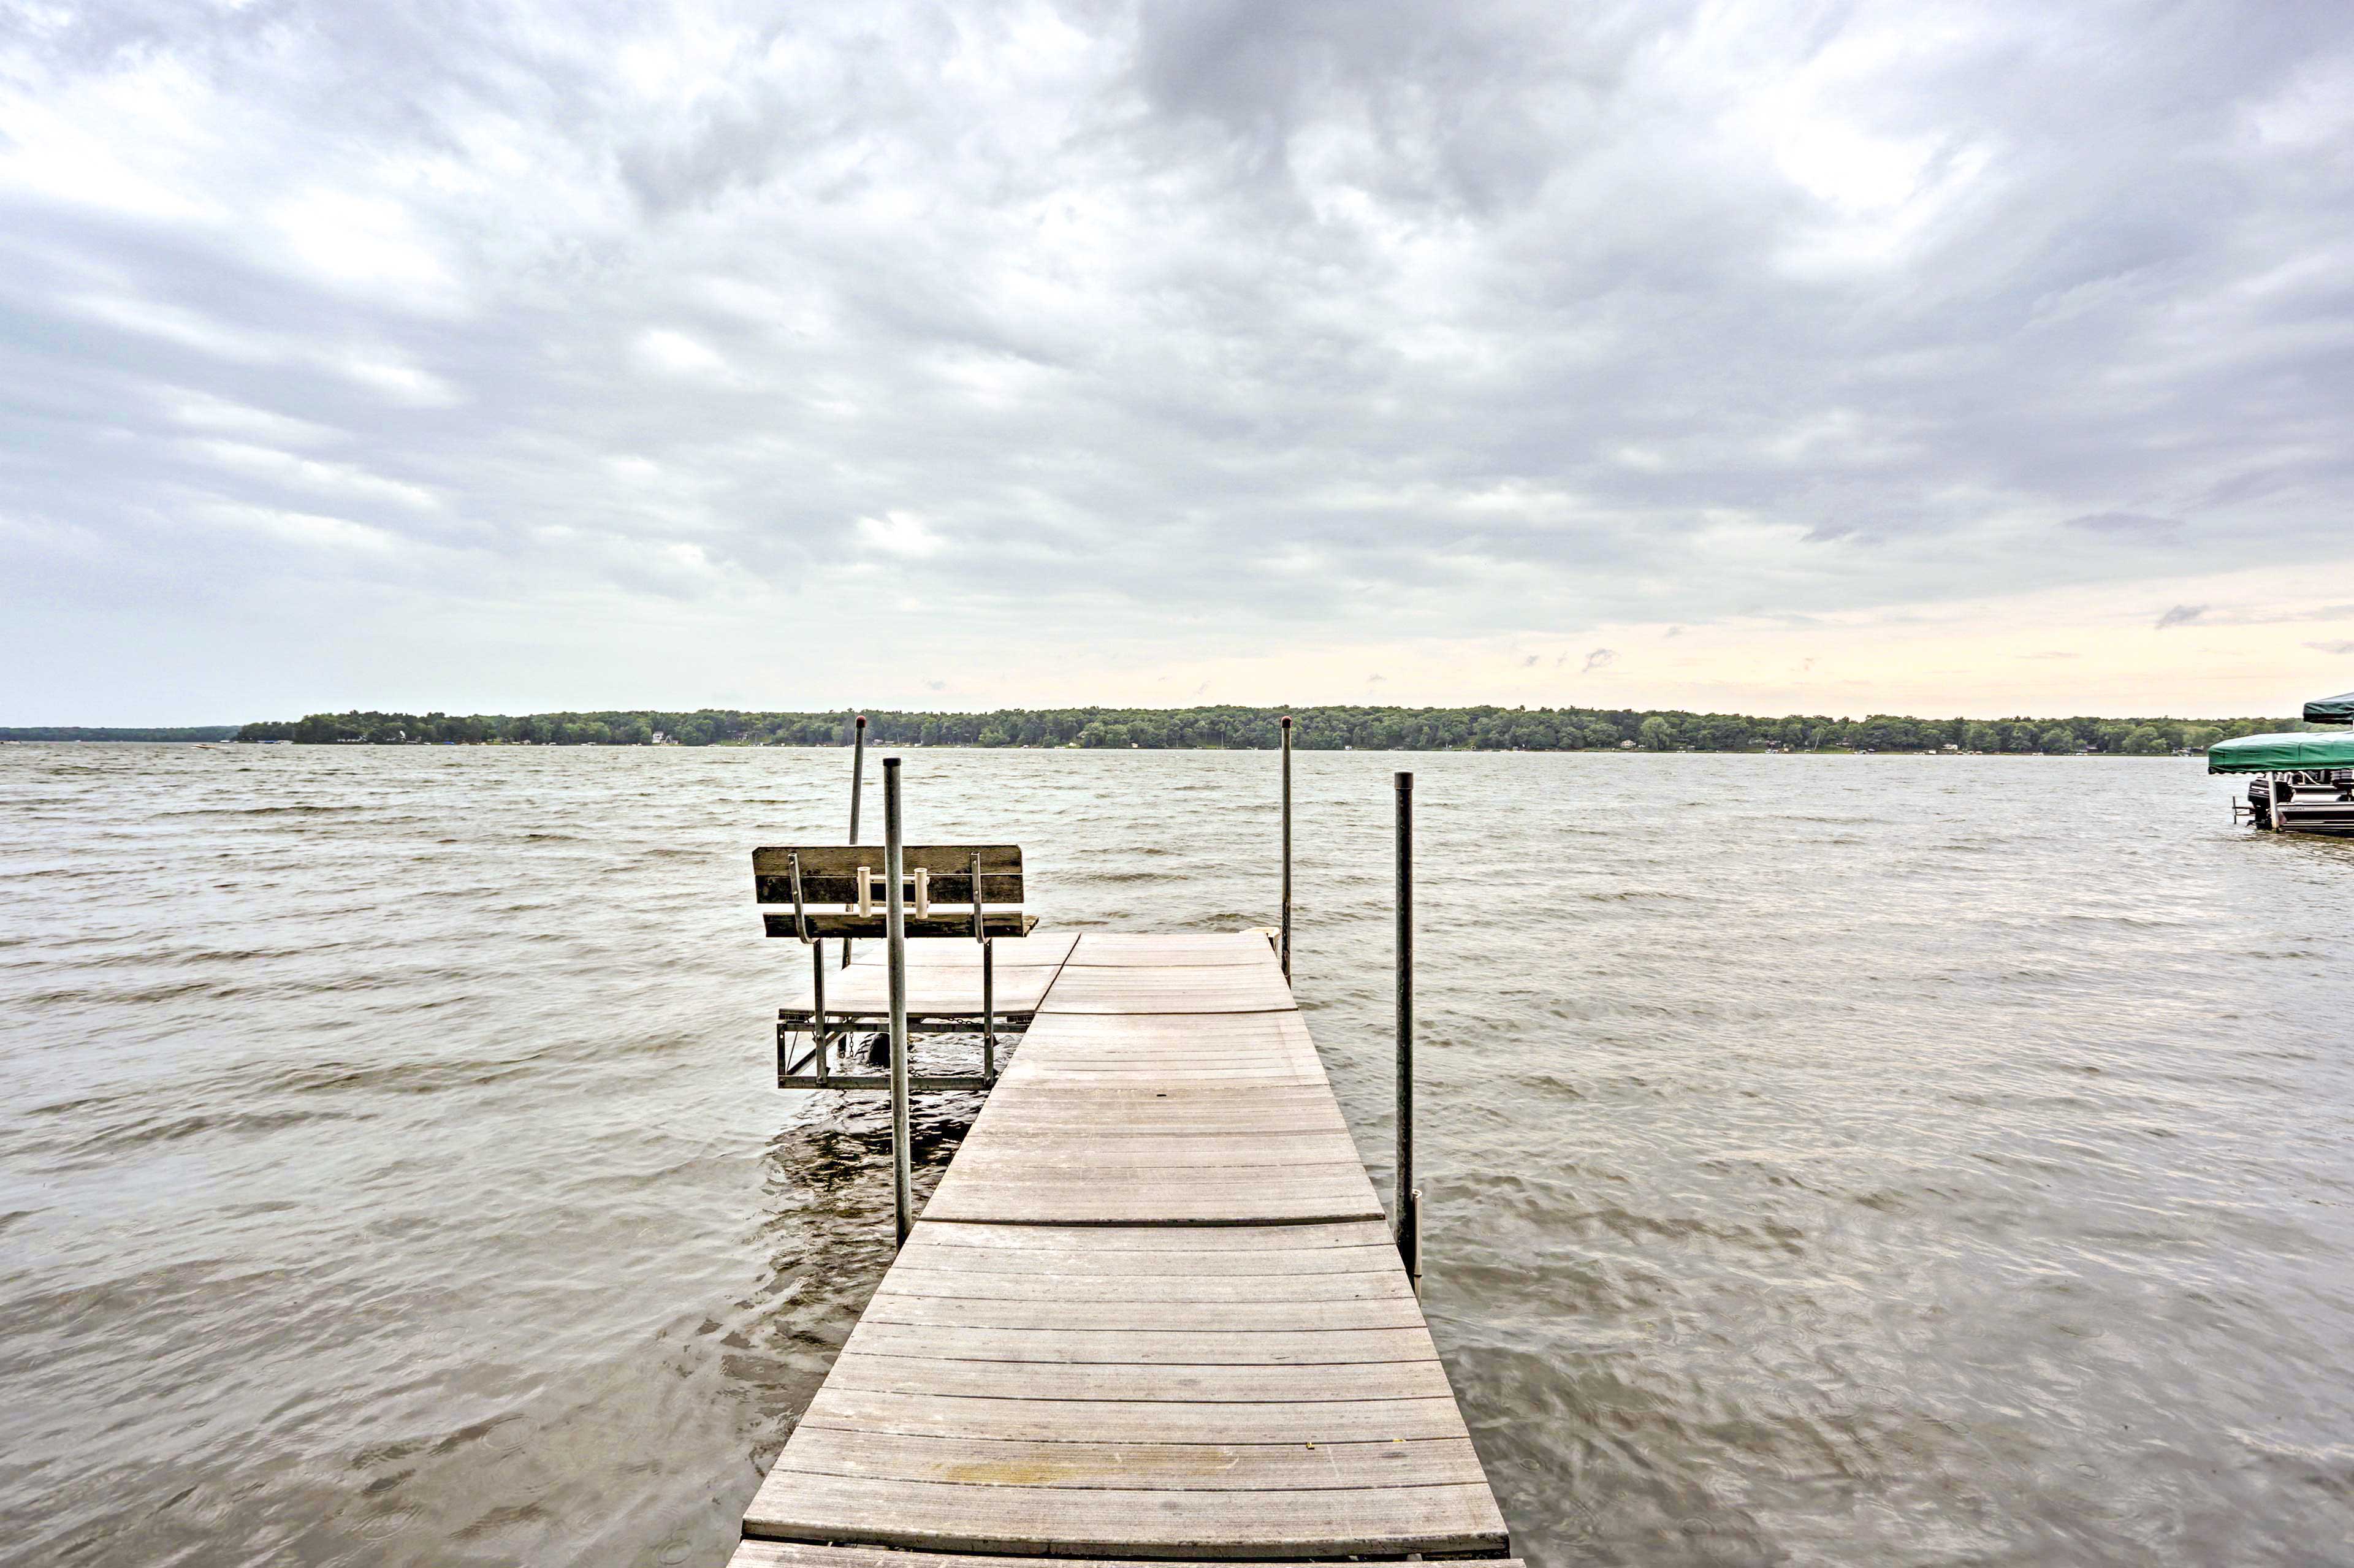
[982,940,996,1081]
[1394,770,1419,1287]
[811,942,829,1088]
[1280,715,1293,984]
[844,715,867,967]
[884,757,912,1247]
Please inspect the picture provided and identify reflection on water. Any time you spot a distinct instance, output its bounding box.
[3,745,2352,1567]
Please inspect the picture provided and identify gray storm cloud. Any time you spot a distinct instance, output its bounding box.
[2,0,2351,717]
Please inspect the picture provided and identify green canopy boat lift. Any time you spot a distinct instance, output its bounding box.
[2303,690,2354,726]
[2210,693,2354,834]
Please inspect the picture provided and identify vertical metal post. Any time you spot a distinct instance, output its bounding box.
[1394,770,1419,1287]
[982,940,996,1081]
[844,715,867,967]
[811,942,829,1088]
[884,758,912,1248]
[2274,772,2290,832]
[1279,715,1293,984]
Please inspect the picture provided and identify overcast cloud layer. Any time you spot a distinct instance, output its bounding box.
[5,0,2352,721]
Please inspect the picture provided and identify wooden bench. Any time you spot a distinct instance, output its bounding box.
[753,845,1038,1090]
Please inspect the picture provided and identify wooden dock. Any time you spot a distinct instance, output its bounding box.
[729,931,1512,1566]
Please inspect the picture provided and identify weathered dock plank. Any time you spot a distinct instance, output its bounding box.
[858,1291,1430,1333]
[1037,964,1297,1013]
[798,1387,1470,1442]
[836,1318,1441,1365]
[744,1473,1508,1560]
[730,1547,1526,1568]
[817,1350,1466,1403]
[917,960,1385,1228]
[1056,932,1278,966]
[901,1217,1392,1251]
[737,932,1508,1562]
[772,1428,1492,1490]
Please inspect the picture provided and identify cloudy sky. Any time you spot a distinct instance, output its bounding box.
[6,0,2352,723]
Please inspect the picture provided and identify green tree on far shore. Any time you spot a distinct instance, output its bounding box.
[225,704,2311,755]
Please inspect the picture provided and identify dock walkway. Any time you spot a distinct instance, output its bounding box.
[731,931,1511,1565]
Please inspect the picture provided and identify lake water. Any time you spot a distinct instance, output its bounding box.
[3,744,2352,1568]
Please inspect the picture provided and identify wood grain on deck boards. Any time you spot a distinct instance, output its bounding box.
[1064,933,1278,967]
[939,1135,1366,1167]
[999,1021,1314,1054]
[959,1116,1355,1144]
[1006,1020,1328,1075]
[920,1184,1385,1228]
[771,1428,1489,1490]
[923,1125,1381,1224]
[1007,1049,1325,1071]
[994,1059,1330,1084]
[740,1475,1507,1558]
[860,1293,1428,1334]
[890,1244,1403,1278]
[737,937,1509,1562]
[1007,1054,1322,1070]
[839,1321,1439,1366]
[943,1128,1363,1160]
[1010,1033,1321,1060]
[1016,1009,1316,1043]
[964,1086,1351,1125]
[872,1267,1414,1304]
[819,1350,1465,1403]
[964,1110,1355,1139]
[1011,1040,1323,1064]
[1014,1033,1317,1055]
[1015,1055,1321,1075]
[934,1152,1376,1187]
[729,1546,1523,1568]
[798,1387,1466,1443]
[999,1070,1322,1086]
[902,1217,1392,1253]
[974,1086,1347,1113]
[984,1068,1335,1098]
[963,1117,1354,1142]
[1038,964,1297,1014]
[930,1008,1378,1219]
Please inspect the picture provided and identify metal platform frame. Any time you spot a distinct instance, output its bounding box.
[775,937,1018,1093]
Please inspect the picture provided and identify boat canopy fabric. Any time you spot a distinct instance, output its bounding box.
[2207,731,2354,773]
[2303,690,2354,725]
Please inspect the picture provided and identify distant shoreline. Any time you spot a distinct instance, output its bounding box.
[0,738,2228,756]
[0,727,240,742]
[9,703,2318,756]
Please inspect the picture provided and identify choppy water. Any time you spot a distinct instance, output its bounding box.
[3,744,2352,1568]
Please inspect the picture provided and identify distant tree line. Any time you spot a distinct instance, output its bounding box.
[1,726,240,741]
[228,706,2309,754]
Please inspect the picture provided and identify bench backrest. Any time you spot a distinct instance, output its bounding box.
[752,844,1025,940]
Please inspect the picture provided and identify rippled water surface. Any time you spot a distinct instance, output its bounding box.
[4,744,2352,1568]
